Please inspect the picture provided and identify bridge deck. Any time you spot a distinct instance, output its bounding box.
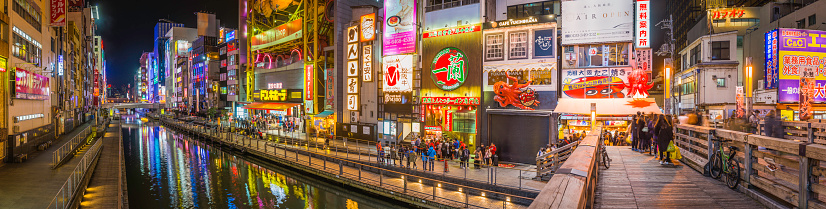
[595,146,765,209]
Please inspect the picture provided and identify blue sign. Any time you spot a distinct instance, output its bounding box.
[765,29,778,90]
[57,55,64,76]
[534,29,554,58]
[226,30,236,42]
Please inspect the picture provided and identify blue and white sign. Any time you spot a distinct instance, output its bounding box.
[57,55,64,76]
[226,30,236,42]
[534,29,554,58]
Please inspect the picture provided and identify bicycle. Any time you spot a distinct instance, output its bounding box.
[600,138,611,169]
[709,138,741,189]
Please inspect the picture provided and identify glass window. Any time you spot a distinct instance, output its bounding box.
[711,41,730,60]
[798,19,806,29]
[716,78,726,87]
[508,31,528,59]
[506,1,552,19]
[809,15,817,26]
[485,34,504,61]
[690,45,701,65]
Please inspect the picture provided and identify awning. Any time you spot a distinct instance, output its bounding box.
[313,110,334,118]
[554,98,662,115]
[242,102,300,110]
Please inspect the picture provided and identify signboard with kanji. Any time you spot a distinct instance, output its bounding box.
[635,0,650,48]
[51,0,67,27]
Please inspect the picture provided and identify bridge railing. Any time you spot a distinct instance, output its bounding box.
[535,140,579,179]
[46,138,104,209]
[529,127,601,209]
[676,123,826,209]
[52,126,92,168]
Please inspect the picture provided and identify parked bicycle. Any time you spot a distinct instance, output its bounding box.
[600,136,611,169]
[709,138,741,189]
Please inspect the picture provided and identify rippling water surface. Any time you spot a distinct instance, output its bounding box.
[124,122,401,209]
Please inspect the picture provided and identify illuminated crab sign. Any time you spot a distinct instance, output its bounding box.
[431,47,467,91]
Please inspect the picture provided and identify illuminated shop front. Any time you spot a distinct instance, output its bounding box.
[480,15,559,164]
[421,24,483,151]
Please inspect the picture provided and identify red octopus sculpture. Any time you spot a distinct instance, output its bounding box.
[624,68,654,98]
[493,72,539,110]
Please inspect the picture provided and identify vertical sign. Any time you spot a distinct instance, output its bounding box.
[347,95,359,110]
[764,29,778,89]
[326,68,334,110]
[305,64,314,100]
[383,0,417,55]
[50,0,67,27]
[635,0,650,48]
[735,86,745,118]
[363,45,373,81]
[800,67,816,120]
[360,13,376,42]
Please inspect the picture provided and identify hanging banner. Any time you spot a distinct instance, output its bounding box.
[50,0,67,27]
[384,0,417,55]
[800,67,816,120]
[736,86,746,118]
[305,64,314,101]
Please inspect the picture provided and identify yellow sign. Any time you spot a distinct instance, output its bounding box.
[260,89,288,101]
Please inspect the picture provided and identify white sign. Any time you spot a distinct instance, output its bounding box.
[412,122,420,133]
[267,82,283,89]
[561,0,633,45]
[382,55,414,92]
[347,78,359,94]
[15,113,44,122]
[347,43,359,60]
[348,61,358,76]
[347,95,359,110]
[635,0,650,48]
[347,26,359,43]
[363,45,373,82]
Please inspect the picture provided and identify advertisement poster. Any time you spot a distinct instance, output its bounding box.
[765,29,778,89]
[50,0,67,27]
[15,68,50,100]
[561,67,632,98]
[534,29,555,58]
[561,0,633,45]
[382,55,414,92]
[430,47,468,91]
[251,18,302,51]
[736,86,745,118]
[775,28,826,103]
[383,0,417,55]
[360,13,376,42]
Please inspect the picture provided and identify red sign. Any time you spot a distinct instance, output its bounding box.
[711,9,746,19]
[15,68,50,100]
[305,64,313,100]
[431,47,467,91]
[50,0,67,27]
[445,112,453,132]
[423,25,481,39]
[421,97,480,105]
[252,18,303,50]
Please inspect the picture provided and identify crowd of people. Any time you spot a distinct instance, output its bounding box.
[628,112,676,165]
[375,136,499,172]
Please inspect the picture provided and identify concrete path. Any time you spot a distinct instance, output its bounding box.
[594,146,766,209]
[79,121,124,209]
[0,122,95,209]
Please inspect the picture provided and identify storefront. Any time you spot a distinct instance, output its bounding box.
[479,15,559,164]
[766,28,826,121]
[421,24,483,151]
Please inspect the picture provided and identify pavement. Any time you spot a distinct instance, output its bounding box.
[0,121,97,209]
[79,121,123,209]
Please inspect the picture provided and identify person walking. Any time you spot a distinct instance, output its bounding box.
[461,147,470,169]
[474,146,482,169]
[490,143,498,166]
[409,147,417,169]
[764,110,777,138]
[631,114,639,151]
[377,143,383,164]
[655,115,675,165]
[427,146,437,171]
[421,147,428,171]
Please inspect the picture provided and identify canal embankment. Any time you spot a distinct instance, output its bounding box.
[161,118,535,208]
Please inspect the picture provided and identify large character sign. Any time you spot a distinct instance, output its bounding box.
[431,47,467,91]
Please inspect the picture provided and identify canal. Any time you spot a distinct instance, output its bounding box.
[123,122,406,209]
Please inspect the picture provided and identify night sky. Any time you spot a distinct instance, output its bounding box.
[94,0,238,89]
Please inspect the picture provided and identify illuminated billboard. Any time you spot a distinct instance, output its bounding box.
[772,29,826,103]
[383,0,417,55]
[15,68,50,100]
[561,0,633,45]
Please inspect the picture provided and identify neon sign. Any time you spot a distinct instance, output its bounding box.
[421,97,480,105]
[431,47,467,91]
[423,25,481,39]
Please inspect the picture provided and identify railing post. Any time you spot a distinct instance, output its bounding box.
[800,122,813,209]
[744,137,753,187]
[379,169,383,187]
[707,130,714,162]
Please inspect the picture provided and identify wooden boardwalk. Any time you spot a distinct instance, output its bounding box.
[79,122,124,209]
[595,146,765,209]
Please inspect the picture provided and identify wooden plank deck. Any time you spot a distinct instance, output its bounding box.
[595,146,766,209]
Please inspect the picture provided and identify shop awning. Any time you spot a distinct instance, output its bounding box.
[554,98,662,115]
[313,110,334,118]
[242,102,300,110]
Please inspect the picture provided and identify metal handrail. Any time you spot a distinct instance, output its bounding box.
[46,138,104,209]
[52,126,92,168]
[162,118,536,206]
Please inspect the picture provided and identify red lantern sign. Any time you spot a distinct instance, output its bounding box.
[430,47,467,91]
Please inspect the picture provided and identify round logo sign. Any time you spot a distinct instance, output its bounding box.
[430,47,467,91]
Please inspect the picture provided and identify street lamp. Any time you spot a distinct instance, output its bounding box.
[664,60,672,115]
[745,57,753,115]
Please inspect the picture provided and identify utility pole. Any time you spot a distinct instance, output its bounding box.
[656,15,676,115]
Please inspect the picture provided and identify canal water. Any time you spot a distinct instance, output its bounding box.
[123,122,404,209]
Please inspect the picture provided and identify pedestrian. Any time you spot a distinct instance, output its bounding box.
[484,145,492,166]
[655,114,674,165]
[490,143,498,166]
[390,145,398,166]
[385,145,393,165]
[408,147,416,169]
[461,146,470,169]
[377,143,384,164]
[474,146,482,169]
[427,146,437,171]
[421,147,428,171]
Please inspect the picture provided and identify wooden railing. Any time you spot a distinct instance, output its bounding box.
[535,141,579,179]
[675,123,826,209]
[529,127,601,209]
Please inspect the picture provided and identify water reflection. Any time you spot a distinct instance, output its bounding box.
[124,123,400,209]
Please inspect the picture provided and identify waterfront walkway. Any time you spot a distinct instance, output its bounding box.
[164,119,533,208]
[79,121,125,209]
[595,146,765,209]
[0,122,96,209]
